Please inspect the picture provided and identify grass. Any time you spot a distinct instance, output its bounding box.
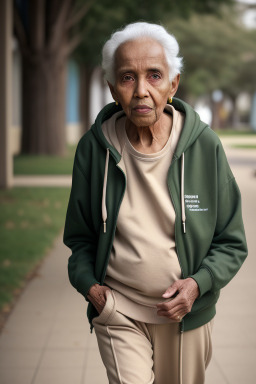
[13,132,256,176]
[13,145,76,175]
[215,129,256,136]
[0,187,70,317]
[231,144,256,149]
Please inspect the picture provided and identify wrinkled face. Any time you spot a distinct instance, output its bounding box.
[108,38,180,128]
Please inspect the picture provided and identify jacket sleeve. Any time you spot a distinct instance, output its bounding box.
[63,150,100,299]
[191,145,248,297]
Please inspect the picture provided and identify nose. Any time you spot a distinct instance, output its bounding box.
[134,78,149,99]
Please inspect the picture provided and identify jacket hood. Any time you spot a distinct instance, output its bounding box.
[170,98,208,158]
[91,97,208,161]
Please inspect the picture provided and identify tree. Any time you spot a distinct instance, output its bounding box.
[167,10,256,127]
[14,0,235,154]
[14,0,91,155]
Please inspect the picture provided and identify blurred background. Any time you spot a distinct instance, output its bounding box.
[0,0,256,383]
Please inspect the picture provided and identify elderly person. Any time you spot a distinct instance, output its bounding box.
[63,22,247,384]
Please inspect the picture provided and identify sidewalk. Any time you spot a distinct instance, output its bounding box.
[0,235,102,384]
[13,175,72,187]
[0,141,255,384]
[205,164,256,384]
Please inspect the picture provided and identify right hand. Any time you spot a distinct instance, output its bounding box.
[87,284,111,315]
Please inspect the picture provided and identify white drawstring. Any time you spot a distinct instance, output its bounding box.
[179,331,184,384]
[102,148,110,233]
[181,152,186,234]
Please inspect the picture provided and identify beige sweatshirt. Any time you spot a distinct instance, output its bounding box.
[102,105,184,324]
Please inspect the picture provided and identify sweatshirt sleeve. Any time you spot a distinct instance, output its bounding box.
[63,150,100,299]
[191,145,248,297]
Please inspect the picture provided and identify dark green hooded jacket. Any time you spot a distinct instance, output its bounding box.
[63,98,247,332]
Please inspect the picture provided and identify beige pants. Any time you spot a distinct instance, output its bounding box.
[92,291,213,384]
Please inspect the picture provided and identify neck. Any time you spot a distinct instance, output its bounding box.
[125,113,173,154]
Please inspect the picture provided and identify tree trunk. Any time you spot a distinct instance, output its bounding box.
[80,65,94,133]
[15,0,76,155]
[210,99,221,130]
[229,95,239,128]
[21,53,67,155]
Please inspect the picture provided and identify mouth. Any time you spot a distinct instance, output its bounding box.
[133,104,153,114]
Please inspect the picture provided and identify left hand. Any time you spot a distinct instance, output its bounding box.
[156,278,200,322]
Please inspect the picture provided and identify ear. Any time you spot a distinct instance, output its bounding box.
[107,81,118,103]
[169,74,180,98]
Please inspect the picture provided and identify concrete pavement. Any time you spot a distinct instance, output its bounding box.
[13,175,72,187]
[0,137,256,384]
[205,164,256,384]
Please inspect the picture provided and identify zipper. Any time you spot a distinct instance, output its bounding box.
[167,156,185,279]
[167,156,185,334]
[100,158,126,285]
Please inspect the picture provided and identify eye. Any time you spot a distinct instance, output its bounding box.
[149,72,161,80]
[122,74,134,82]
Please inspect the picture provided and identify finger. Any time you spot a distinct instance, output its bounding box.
[157,309,185,322]
[89,292,106,308]
[157,301,188,317]
[88,298,101,314]
[156,295,181,310]
[90,296,106,314]
[162,285,178,298]
[157,310,181,321]
[159,288,194,314]
[156,303,184,317]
